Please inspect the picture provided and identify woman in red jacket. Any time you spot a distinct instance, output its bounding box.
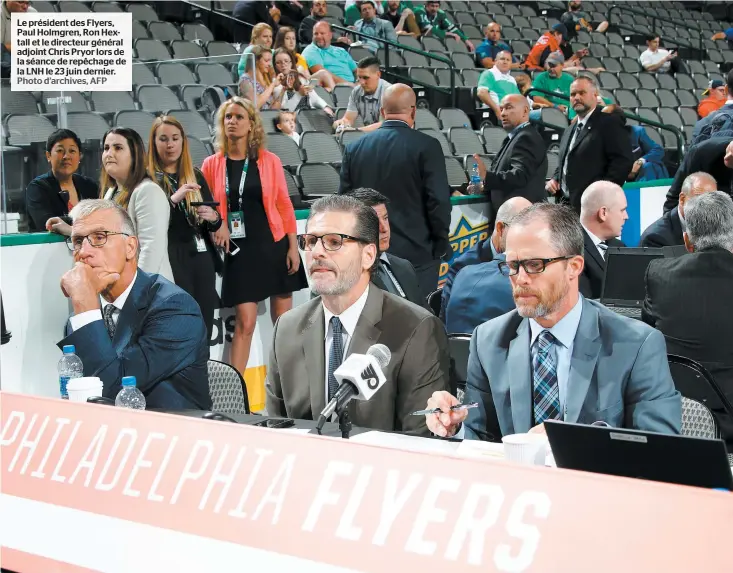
[201,96,307,375]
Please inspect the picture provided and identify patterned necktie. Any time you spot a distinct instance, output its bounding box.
[598,241,608,260]
[533,330,561,425]
[327,317,344,401]
[377,261,402,297]
[103,304,117,339]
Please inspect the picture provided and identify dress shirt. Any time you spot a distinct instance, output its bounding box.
[528,295,584,416]
[507,121,530,140]
[323,284,371,398]
[561,110,593,193]
[69,272,138,332]
[582,224,607,259]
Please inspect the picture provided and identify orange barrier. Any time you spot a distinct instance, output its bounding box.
[1,391,732,572]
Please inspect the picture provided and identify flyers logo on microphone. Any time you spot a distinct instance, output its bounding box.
[361,363,379,389]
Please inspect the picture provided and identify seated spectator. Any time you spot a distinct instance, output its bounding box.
[58,199,211,410]
[237,22,274,78]
[274,1,308,31]
[273,46,335,94]
[476,23,513,69]
[299,0,350,46]
[275,110,300,145]
[352,0,397,54]
[444,198,528,333]
[515,72,553,112]
[711,27,733,50]
[640,35,686,75]
[415,1,474,52]
[476,51,520,122]
[607,106,670,182]
[642,171,717,248]
[1,0,36,78]
[239,45,281,110]
[273,25,308,75]
[530,52,572,117]
[344,0,383,26]
[698,79,727,119]
[691,70,733,145]
[332,56,391,133]
[26,129,99,234]
[524,23,567,71]
[381,0,420,37]
[303,21,357,85]
[561,0,608,41]
[643,191,733,446]
[578,181,628,299]
[274,69,334,115]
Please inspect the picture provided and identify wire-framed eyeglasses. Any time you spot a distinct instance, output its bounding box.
[66,231,130,252]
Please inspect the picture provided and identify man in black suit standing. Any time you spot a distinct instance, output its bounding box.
[471,94,547,219]
[578,181,627,298]
[339,83,451,301]
[643,191,733,444]
[345,187,423,307]
[641,171,717,248]
[546,75,633,212]
[662,138,733,213]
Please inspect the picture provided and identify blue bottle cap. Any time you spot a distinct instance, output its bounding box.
[63,345,76,354]
[121,376,137,387]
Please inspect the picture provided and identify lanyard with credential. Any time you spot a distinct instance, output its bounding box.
[382,260,406,298]
[224,158,249,200]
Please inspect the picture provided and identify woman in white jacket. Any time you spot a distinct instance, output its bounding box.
[100,127,174,282]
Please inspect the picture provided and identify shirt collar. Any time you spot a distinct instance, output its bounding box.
[101,271,137,312]
[323,284,371,340]
[509,121,529,138]
[490,66,513,80]
[379,252,389,263]
[582,224,604,248]
[576,107,595,128]
[529,295,584,350]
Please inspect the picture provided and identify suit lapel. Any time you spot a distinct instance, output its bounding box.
[348,286,383,356]
[565,299,602,423]
[508,319,533,432]
[670,208,683,241]
[112,271,152,352]
[301,303,326,416]
[491,134,512,168]
[583,229,605,272]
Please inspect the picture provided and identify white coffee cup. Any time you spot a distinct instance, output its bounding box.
[501,433,548,466]
[66,377,104,403]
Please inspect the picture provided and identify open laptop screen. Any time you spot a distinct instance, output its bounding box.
[601,247,663,306]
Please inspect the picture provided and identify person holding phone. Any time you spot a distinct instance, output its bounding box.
[640,35,685,75]
[273,61,335,115]
[239,45,282,111]
[148,115,221,339]
[201,97,307,377]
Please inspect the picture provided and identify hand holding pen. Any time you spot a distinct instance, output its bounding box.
[423,391,473,438]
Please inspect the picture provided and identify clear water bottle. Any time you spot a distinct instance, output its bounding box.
[115,376,146,410]
[58,345,83,399]
[467,161,483,195]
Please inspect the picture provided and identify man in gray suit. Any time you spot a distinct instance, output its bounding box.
[426,203,681,440]
[266,195,451,435]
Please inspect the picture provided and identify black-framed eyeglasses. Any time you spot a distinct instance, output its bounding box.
[498,255,575,276]
[297,233,368,251]
[66,231,130,252]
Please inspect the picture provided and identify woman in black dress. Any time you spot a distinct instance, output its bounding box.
[148,115,221,339]
[201,96,307,375]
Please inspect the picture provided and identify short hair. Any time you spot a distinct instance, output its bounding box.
[69,199,136,237]
[306,195,380,271]
[46,129,82,153]
[357,55,380,71]
[509,203,584,256]
[681,171,718,196]
[573,73,599,92]
[495,198,528,225]
[646,34,659,43]
[727,68,733,93]
[345,187,389,207]
[685,191,733,252]
[580,181,625,217]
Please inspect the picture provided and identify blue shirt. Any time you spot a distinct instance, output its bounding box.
[528,295,584,417]
[302,43,357,82]
[475,39,512,64]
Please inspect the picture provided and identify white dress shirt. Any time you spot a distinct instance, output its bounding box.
[561,110,593,193]
[323,284,370,398]
[582,224,607,259]
[68,272,138,332]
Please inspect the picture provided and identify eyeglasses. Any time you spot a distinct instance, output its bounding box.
[297,233,368,251]
[498,255,575,276]
[67,231,130,252]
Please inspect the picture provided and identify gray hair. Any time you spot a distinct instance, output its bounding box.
[573,73,599,92]
[580,180,624,220]
[685,191,733,252]
[495,197,531,225]
[69,199,136,236]
[681,171,718,197]
[509,203,584,256]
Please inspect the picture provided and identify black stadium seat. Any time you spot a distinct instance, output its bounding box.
[300,132,342,164]
[297,163,340,197]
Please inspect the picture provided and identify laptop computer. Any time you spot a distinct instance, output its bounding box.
[600,247,664,318]
[545,421,733,490]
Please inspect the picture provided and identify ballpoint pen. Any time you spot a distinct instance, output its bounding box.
[410,402,479,416]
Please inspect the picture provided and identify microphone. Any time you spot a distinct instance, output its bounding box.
[316,344,391,432]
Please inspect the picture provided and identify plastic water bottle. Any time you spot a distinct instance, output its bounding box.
[115,376,146,410]
[468,161,483,195]
[58,345,83,399]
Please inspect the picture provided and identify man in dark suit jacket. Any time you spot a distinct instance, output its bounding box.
[345,187,423,307]
[578,181,628,298]
[662,138,733,213]
[57,200,211,410]
[641,171,717,247]
[471,94,547,218]
[546,75,633,212]
[339,83,452,302]
[643,191,733,443]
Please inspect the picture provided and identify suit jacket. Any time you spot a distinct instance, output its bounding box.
[440,238,495,320]
[445,254,515,334]
[58,270,211,409]
[25,171,99,232]
[372,253,423,308]
[553,108,634,212]
[642,248,733,439]
[339,120,452,266]
[265,286,451,435]
[484,124,548,215]
[579,229,625,299]
[663,138,733,213]
[464,297,681,441]
[639,207,684,248]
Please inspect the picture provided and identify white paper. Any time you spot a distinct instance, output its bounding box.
[282,428,313,435]
[455,440,505,461]
[349,431,458,455]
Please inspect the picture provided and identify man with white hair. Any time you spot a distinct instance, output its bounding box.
[642,171,718,248]
[578,181,628,298]
[643,191,733,445]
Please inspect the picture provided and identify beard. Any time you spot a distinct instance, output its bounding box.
[308,257,362,296]
[513,280,569,319]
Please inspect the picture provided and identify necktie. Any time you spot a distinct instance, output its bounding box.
[327,317,344,401]
[103,304,116,339]
[532,331,561,425]
[598,241,608,260]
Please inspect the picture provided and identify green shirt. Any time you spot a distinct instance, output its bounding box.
[414,7,466,40]
[532,71,573,106]
[477,67,520,105]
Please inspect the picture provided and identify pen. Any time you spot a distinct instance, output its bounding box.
[410,402,479,416]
